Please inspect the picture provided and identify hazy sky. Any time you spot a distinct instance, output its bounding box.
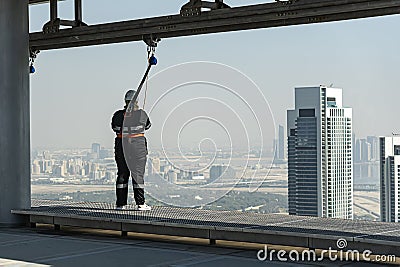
[29,0,400,150]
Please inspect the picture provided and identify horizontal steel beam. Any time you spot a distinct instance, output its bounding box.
[30,0,400,50]
[29,0,50,4]
[29,0,65,5]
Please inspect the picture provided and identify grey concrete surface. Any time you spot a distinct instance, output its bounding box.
[0,227,395,267]
[12,201,400,258]
[0,0,31,224]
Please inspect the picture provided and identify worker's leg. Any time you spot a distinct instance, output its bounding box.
[115,139,129,206]
[131,137,148,205]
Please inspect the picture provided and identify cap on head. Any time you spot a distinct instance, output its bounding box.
[124,90,137,102]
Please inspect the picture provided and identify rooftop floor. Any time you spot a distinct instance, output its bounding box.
[8,200,400,266]
[0,226,391,267]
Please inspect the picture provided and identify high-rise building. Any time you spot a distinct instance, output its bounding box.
[99,148,112,159]
[84,162,91,176]
[43,151,51,160]
[354,139,362,163]
[277,125,285,160]
[91,143,101,158]
[353,136,380,182]
[380,136,400,222]
[167,170,178,184]
[360,139,371,162]
[367,136,379,161]
[43,160,53,173]
[31,161,40,175]
[287,86,353,219]
[354,136,379,163]
[148,158,161,175]
[209,165,236,182]
[52,165,66,177]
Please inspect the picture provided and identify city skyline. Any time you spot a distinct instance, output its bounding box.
[25,1,399,222]
[29,137,380,220]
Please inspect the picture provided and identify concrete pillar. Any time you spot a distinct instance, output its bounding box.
[0,0,30,225]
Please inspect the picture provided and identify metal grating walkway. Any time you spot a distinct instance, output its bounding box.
[12,200,400,257]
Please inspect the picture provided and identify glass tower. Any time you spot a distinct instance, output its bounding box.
[287,86,353,219]
[380,136,400,222]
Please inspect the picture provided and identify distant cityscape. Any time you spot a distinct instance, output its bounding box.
[31,143,287,212]
[32,143,256,186]
[31,85,399,223]
[31,143,117,186]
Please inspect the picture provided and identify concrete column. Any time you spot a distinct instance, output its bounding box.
[0,0,30,225]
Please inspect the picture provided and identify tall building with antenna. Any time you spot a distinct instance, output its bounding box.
[287,86,353,219]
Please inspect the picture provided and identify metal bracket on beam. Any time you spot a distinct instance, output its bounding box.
[181,0,230,16]
[29,48,40,62]
[43,0,87,34]
[143,35,161,48]
[29,48,40,73]
[275,0,299,4]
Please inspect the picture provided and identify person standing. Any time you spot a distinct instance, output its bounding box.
[111,90,152,211]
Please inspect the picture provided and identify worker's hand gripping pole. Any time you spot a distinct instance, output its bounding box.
[130,44,158,105]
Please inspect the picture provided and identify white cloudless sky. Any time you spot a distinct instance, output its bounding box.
[29,1,400,149]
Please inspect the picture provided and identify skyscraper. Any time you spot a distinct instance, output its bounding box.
[167,170,178,184]
[277,125,285,160]
[287,86,353,219]
[380,136,400,222]
[367,136,379,161]
[360,139,371,162]
[147,158,161,175]
[209,165,236,182]
[91,143,101,158]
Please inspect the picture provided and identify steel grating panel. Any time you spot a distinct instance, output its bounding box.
[271,217,400,238]
[14,200,400,244]
[29,200,311,227]
[249,225,362,238]
[23,204,311,229]
[361,234,400,242]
